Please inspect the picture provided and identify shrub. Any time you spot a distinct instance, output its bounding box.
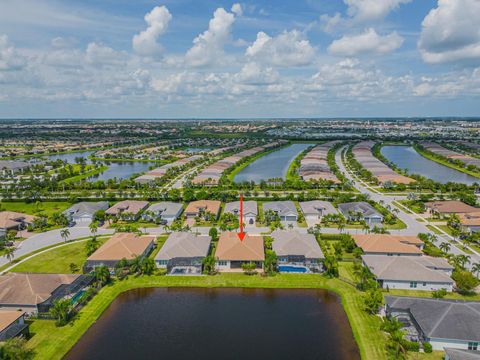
[432,288,447,299]
[404,341,420,352]
[423,342,432,353]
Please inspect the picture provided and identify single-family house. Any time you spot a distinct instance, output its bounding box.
[262,201,298,222]
[155,232,211,274]
[353,234,424,256]
[63,201,109,225]
[459,212,480,233]
[84,233,155,272]
[184,200,221,219]
[105,200,149,221]
[0,211,36,239]
[143,202,183,224]
[0,273,93,313]
[0,310,29,341]
[224,201,258,225]
[362,255,454,291]
[271,230,324,273]
[0,160,30,175]
[299,201,337,223]
[338,202,384,224]
[215,231,264,272]
[425,201,478,217]
[385,296,480,351]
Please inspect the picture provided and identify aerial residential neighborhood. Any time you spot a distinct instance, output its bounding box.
[0,0,480,359]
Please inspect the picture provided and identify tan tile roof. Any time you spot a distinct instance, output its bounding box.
[353,234,423,254]
[425,201,478,214]
[105,201,148,216]
[215,231,265,261]
[184,200,221,216]
[0,310,25,332]
[87,233,155,261]
[0,273,80,306]
[459,212,480,226]
[0,211,36,229]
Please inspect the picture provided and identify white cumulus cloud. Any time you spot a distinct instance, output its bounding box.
[231,3,243,16]
[0,35,26,71]
[246,30,315,67]
[132,6,172,58]
[86,43,126,66]
[234,62,279,85]
[345,0,412,22]
[328,28,404,56]
[185,7,236,67]
[418,0,480,64]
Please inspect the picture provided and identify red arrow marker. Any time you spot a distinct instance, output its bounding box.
[237,194,245,241]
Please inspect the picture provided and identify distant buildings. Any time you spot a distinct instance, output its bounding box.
[298,141,340,183]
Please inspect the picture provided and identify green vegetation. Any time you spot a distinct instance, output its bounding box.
[27,274,387,360]
[10,237,109,274]
[61,164,108,183]
[0,201,72,217]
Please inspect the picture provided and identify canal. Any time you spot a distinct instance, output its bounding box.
[66,287,359,360]
[381,145,479,185]
[234,143,312,183]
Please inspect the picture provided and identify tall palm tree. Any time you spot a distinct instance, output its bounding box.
[60,228,70,243]
[472,263,480,277]
[89,221,98,236]
[93,265,110,286]
[439,242,451,254]
[3,246,16,263]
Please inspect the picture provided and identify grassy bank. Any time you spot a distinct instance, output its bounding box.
[414,144,480,179]
[61,165,108,183]
[27,274,387,360]
[0,201,71,217]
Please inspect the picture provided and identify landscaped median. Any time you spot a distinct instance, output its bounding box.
[27,274,387,360]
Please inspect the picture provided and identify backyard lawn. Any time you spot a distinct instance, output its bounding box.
[0,201,72,217]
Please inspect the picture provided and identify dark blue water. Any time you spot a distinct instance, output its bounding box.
[234,143,311,183]
[66,287,359,360]
[381,146,479,185]
[87,162,154,182]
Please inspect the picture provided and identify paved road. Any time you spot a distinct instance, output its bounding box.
[1,227,114,267]
[335,146,480,268]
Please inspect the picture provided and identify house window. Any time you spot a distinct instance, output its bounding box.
[217,261,227,266]
[469,342,479,351]
[409,282,417,288]
[157,260,168,265]
[423,282,427,286]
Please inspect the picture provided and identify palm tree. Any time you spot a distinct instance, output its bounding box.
[60,228,70,243]
[93,265,110,286]
[439,242,451,254]
[362,223,370,234]
[338,221,345,234]
[453,254,471,270]
[3,246,16,263]
[89,221,98,236]
[472,263,480,277]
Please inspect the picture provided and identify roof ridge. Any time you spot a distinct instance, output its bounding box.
[427,303,453,337]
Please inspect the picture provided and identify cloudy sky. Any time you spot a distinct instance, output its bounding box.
[0,0,479,118]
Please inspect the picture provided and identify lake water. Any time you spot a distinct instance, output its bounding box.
[234,143,312,183]
[44,151,95,163]
[381,146,479,185]
[87,161,154,182]
[66,287,359,360]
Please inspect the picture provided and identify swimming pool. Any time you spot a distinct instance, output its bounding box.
[278,265,308,273]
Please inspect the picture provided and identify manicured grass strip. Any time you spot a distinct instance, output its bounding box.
[61,165,108,183]
[0,201,72,217]
[27,274,387,360]
[10,237,108,274]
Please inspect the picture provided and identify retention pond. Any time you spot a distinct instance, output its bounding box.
[66,287,359,360]
[381,145,479,185]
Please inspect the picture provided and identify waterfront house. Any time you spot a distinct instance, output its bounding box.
[458,212,480,233]
[385,296,480,351]
[262,201,298,222]
[338,202,384,224]
[0,273,93,314]
[362,255,454,291]
[105,200,149,221]
[84,233,155,272]
[353,234,424,256]
[143,202,183,224]
[63,201,109,225]
[215,231,264,272]
[0,310,29,341]
[271,230,324,273]
[155,232,211,274]
[184,200,221,219]
[224,200,258,225]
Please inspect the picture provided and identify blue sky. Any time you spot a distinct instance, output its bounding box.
[0,0,479,118]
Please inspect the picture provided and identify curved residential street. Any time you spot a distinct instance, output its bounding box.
[335,146,480,268]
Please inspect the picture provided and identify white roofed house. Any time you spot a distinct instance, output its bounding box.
[362,255,454,291]
[263,201,298,223]
[299,200,337,226]
[155,232,212,275]
[271,230,324,273]
[105,200,149,221]
[142,202,183,224]
[338,202,384,225]
[224,201,258,226]
[63,201,109,225]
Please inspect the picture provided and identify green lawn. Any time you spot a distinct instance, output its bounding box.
[0,201,72,217]
[10,237,109,274]
[27,274,387,360]
[148,235,169,259]
[387,288,480,301]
